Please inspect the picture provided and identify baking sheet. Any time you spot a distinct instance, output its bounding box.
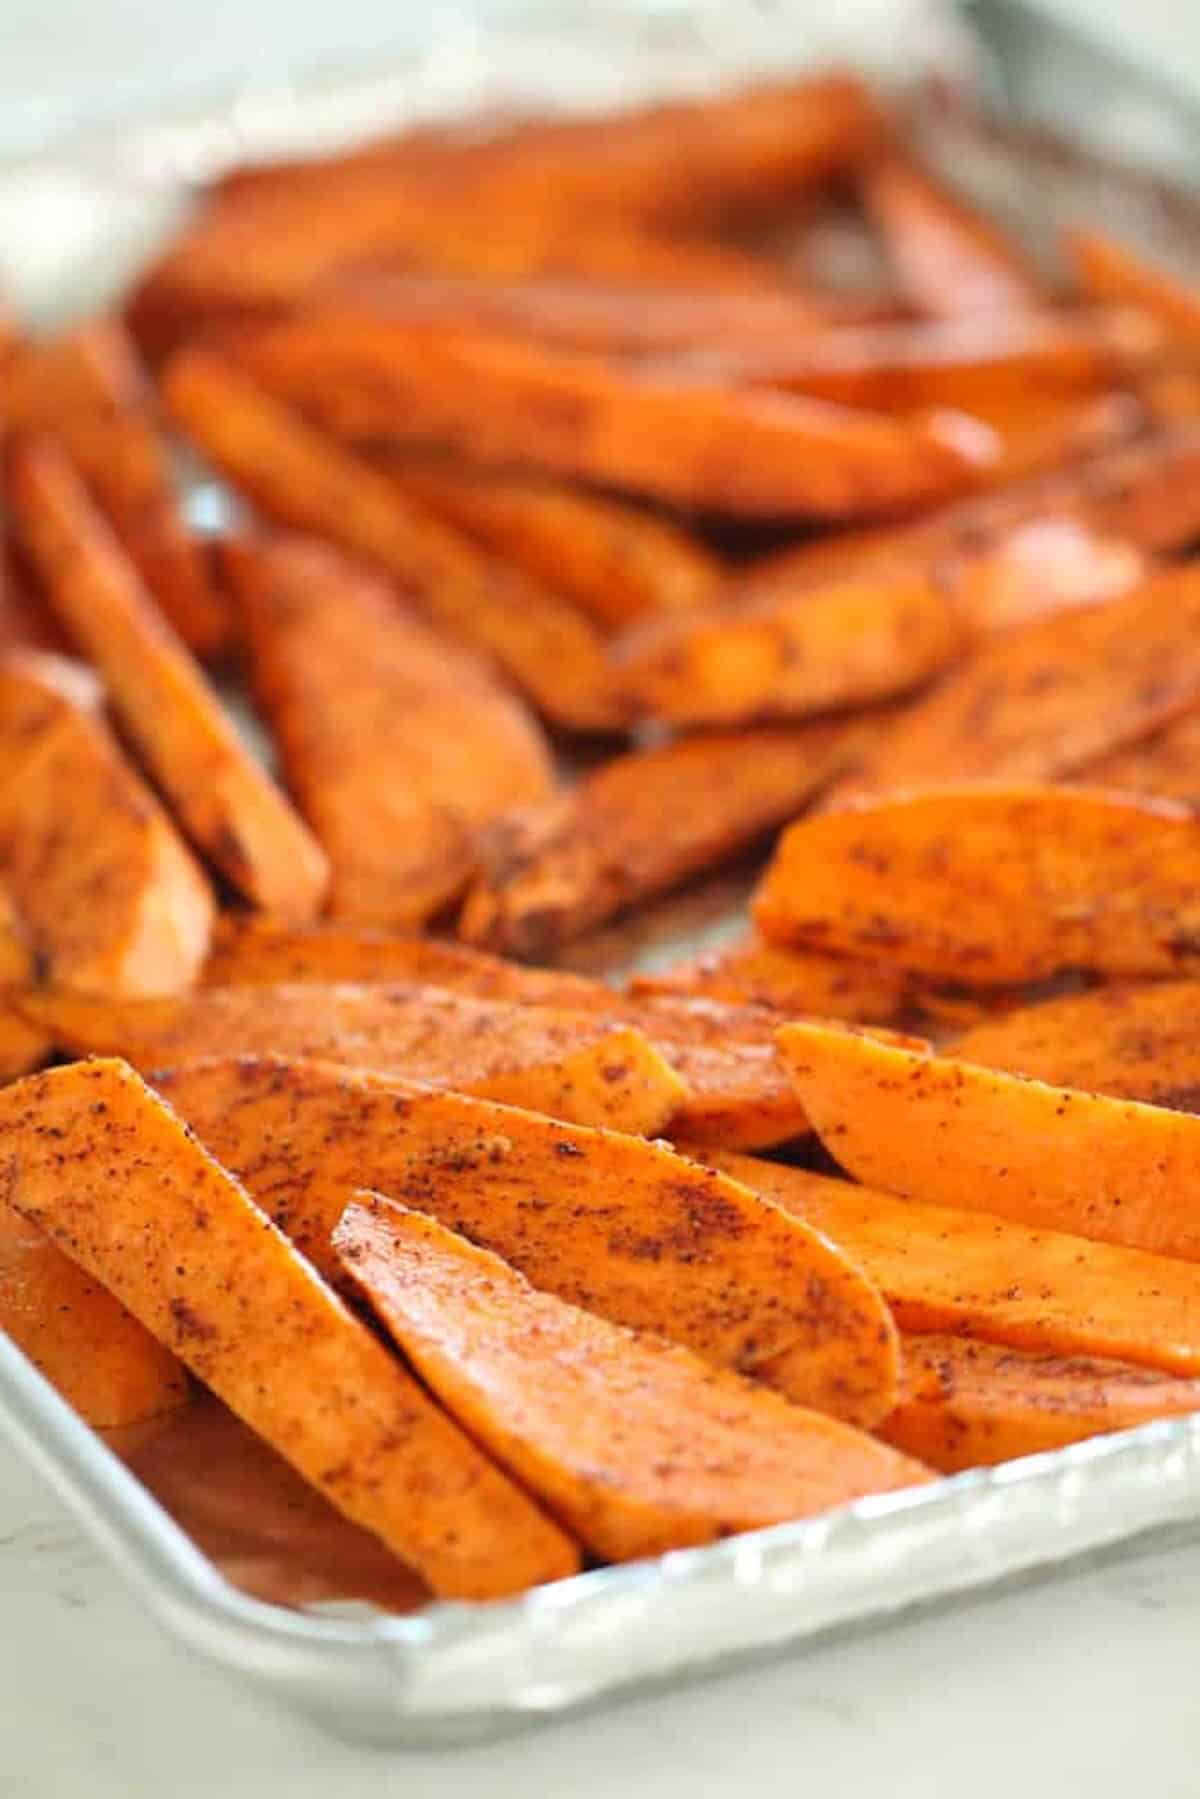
[4,0,1200,1747]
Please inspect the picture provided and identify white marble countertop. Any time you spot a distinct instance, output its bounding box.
[5,2,1200,1791]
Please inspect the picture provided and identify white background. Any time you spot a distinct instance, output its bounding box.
[4,2,1200,1792]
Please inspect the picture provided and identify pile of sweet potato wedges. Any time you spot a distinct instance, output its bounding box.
[7,69,1200,1602]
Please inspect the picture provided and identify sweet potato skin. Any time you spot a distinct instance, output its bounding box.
[712,1151,1200,1378]
[863,155,1043,319]
[836,566,1200,800]
[755,786,1200,984]
[19,982,686,1137]
[0,651,213,996]
[226,534,554,926]
[7,441,330,921]
[385,462,722,629]
[151,1054,899,1424]
[161,350,625,732]
[777,1022,1200,1263]
[335,1196,929,1562]
[458,721,858,954]
[201,922,812,1150]
[230,313,996,520]
[0,1059,578,1598]
[879,1333,1200,1473]
[612,570,967,728]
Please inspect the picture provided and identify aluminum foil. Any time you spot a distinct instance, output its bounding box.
[4,0,1200,1747]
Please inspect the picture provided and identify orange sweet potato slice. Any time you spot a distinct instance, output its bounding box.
[459,721,856,954]
[231,311,997,520]
[0,651,213,996]
[862,154,1043,319]
[777,1022,1200,1263]
[4,321,230,657]
[951,979,1200,1113]
[879,1333,1200,1473]
[755,786,1200,983]
[630,933,910,1024]
[836,567,1200,800]
[151,1055,899,1424]
[1066,227,1200,342]
[161,350,624,732]
[711,1151,1200,1378]
[0,1197,188,1427]
[943,515,1145,634]
[18,983,686,1137]
[969,389,1145,492]
[0,1059,577,1597]
[383,462,722,629]
[334,1195,929,1561]
[200,921,813,1150]
[7,441,330,921]
[1078,709,1200,808]
[612,569,968,728]
[0,888,45,1077]
[225,534,554,927]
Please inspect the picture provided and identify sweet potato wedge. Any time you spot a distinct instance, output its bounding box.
[862,154,1043,318]
[0,651,213,996]
[943,515,1145,634]
[712,1151,1200,1378]
[459,721,856,954]
[7,441,330,921]
[685,308,1158,411]
[970,389,1145,492]
[335,1196,928,1562]
[777,1022,1200,1262]
[0,1059,577,1597]
[200,921,814,1149]
[630,934,910,1023]
[951,979,1200,1113]
[0,1197,188,1427]
[4,322,229,657]
[755,786,1200,983]
[611,569,967,728]
[161,350,624,731]
[879,1334,1200,1473]
[1079,710,1200,808]
[836,566,1200,800]
[225,535,554,926]
[18,982,686,1136]
[1066,227,1200,342]
[382,463,722,629]
[0,892,47,1079]
[229,313,997,520]
[151,1055,899,1424]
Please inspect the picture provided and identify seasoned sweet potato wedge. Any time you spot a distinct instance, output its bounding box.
[1066,227,1200,342]
[687,308,1158,410]
[7,441,330,921]
[226,535,554,926]
[1079,710,1200,808]
[630,933,910,1024]
[862,154,1043,318]
[201,921,814,1149]
[0,1197,188,1427]
[335,1196,928,1562]
[837,567,1200,800]
[152,1056,898,1424]
[0,1059,577,1597]
[951,980,1200,1113]
[459,721,856,954]
[755,786,1200,983]
[777,1022,1200,1262]
[231,312,997,520]
[0,892,47,1078]
[612,569,967,728]
[4,322,230,657]
[19,982,686,1136]
[712,1152,1200,1377]
[161,350,624,731]
[0,651,213,996]
[879,1334,1200,1473]
[969,390,1145,493]
[944,515,1145,634]
[383,463,721,629]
